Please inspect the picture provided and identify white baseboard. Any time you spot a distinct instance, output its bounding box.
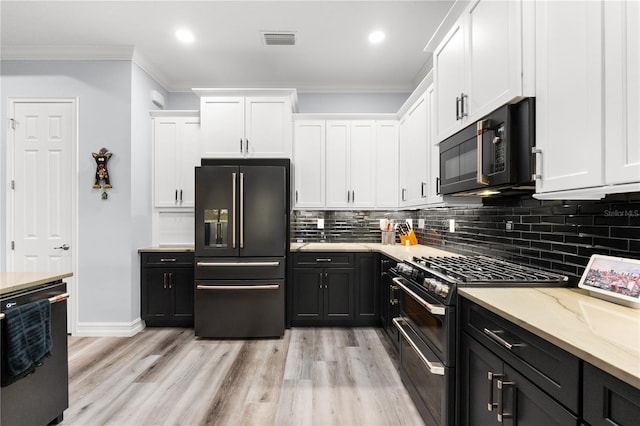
[74,318,145,337]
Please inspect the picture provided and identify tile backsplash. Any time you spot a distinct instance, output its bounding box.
[291,193,640,281]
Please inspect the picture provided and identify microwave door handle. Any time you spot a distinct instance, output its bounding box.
[476,120,490,186]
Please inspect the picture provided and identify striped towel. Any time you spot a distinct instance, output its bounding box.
[3,299,52,384]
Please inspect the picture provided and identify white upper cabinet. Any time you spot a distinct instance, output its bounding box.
[293,120,325,209]
[434,0,529,142]
[196,89,295,159]
[534,0,605,195]
[399,93,430,207]
[605,0,640,186]
[325,120,376,209]
[293,116,398,210]
[375,121,399,209]
[425,85,443,204]
[152,112,200,208]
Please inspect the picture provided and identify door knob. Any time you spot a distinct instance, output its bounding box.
[54,244,70,251]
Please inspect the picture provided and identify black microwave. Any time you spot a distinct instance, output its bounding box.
[439,98,535,197]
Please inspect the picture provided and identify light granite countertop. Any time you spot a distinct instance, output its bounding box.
[0,272,73,296]
[459,287,640,389]
[290,242,458,261]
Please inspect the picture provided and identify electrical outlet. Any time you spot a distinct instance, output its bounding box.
[406,219,413,229]
[317,218,324,229]
[449,219,456,233]
[506,220,513,231]
[418,218,425,229]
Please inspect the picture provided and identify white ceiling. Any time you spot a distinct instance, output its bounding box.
[1,0,456,92]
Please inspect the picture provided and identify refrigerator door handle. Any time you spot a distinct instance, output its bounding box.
[232,172,237,248]
[240,172,244,249]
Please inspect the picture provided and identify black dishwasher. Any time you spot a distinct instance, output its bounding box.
[1,281,69,425]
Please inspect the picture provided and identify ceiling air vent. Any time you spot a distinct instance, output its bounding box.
[262,32,296,46]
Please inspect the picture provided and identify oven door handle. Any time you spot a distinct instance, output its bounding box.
[392,277,446,316]
[393,317,445,376]
[196,284,280,291]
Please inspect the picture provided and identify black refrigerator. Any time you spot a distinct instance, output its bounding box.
[194,159,290,338]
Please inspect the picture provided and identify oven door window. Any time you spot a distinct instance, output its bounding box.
[401,291,450,359]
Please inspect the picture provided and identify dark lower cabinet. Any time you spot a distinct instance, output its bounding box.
[583,362,640,426]
[354,253,379,326]
[459,331,578,426]
[141,252,194,327]
[292,252,380,326]
[292,266,354,324]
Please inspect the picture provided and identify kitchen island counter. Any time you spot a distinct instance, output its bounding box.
[459,286,640,389]
[0,272,73,296]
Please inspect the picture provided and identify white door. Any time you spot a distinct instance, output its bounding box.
[200,96,245,158]
[375,120,399,209]
[293,120,326,209]
[245,97,292,158]
[349,121,376,208]
[325,121,350,208]
[8,99,77,332]
[535,0,604,193]
[605,0,640,185]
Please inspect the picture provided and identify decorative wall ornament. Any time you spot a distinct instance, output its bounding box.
[92,147,113,189]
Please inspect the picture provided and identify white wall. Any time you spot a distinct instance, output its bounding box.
[130,63,166,325]
[1,59,162,332]
[297,92,409,113]
[167,91,199,110]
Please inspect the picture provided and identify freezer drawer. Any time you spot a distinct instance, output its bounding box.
[194,279,284,338]
[195,257,285,280]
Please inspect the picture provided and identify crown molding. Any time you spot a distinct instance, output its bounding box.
[0,45,135,60]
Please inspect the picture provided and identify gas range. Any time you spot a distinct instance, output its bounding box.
[395,255,568,305]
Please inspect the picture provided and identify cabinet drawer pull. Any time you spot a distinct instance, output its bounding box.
[483,328,522,350]
[160,258,177,262]
[315,258,332,263]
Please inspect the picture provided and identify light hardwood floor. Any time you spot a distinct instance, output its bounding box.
[63,327,425,426]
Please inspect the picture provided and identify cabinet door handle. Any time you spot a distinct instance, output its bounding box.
[351,190,355,203]
[163,272,167,289]
[245,139,249,153]
[240,138,243,153]
[436,177,441,195]
[421,181,426,198]
[319,272,323,288]
[531,147,542,181]
[179,189,183,202]
[401,188,406,201]
[175,189,178,202]
[295,190,298,203]
[324,272,328,289]
[455,96,461,120]
[497,379,515,423]
[487,371,504,412]
[460,92,468,118]
[168,272,173,289]
[347,190,351,203]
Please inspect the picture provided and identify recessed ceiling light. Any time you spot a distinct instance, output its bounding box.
[175,29,195,44]
[369,31,385,44]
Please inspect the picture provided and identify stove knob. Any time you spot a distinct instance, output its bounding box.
[424,278,438,291]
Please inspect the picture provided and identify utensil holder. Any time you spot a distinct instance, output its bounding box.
[381,230,395,245]
[399,229,418,246]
